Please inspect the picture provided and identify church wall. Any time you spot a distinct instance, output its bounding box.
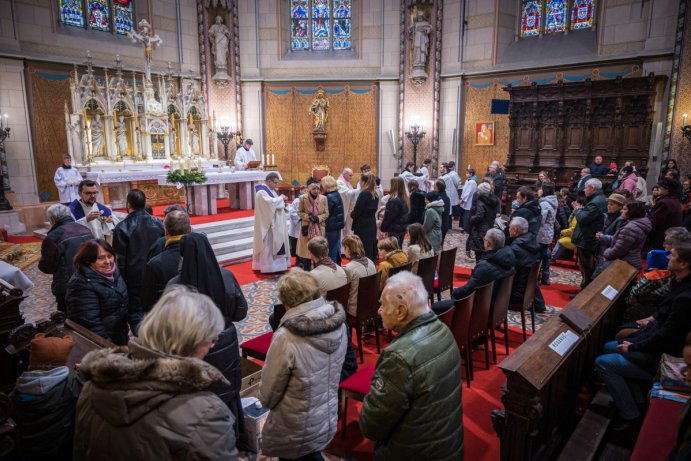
[668,0,691,176]
[439,77,461,167]
[0,58,38,206]
[379,80,400,188]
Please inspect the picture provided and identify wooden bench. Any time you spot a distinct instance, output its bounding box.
[493,260,637,461]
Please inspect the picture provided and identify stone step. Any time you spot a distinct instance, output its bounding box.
[192,217,254,234]
[211,236,254,254]
[205,227,254,244]
[215,247,254,266]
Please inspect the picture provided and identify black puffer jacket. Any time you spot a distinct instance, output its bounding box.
[112,209,164,307]
[324,190,345,232]
[381,195,410,234]
[509,233,541,303]
[469,193,500,252]
[38,216,93,297]
[511,199,542,236]
[409,191,426,225]
[66,265,129,345]
[572,191,607,248]
[452,246,516,300]
[141,240,182,311]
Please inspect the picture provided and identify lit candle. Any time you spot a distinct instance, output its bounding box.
[683,113,688,127]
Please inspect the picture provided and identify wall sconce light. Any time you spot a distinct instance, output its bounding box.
[681,113,691,141]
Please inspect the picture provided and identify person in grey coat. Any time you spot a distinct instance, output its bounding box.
[259,270,347,460]
[423,192,444,254]
[537,183,558,285]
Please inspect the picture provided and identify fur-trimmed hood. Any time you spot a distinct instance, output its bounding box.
[280,298,346,354]
[78,339,228,427]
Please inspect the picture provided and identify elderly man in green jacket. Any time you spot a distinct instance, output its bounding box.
[360,271,463,460]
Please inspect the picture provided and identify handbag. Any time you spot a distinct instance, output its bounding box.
[301,225,308,237]
[659,354,691,393]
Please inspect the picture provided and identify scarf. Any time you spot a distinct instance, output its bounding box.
[316,257,338,270]
[308,194,321,239]
[92,265,116,283]
[62,165,72,169]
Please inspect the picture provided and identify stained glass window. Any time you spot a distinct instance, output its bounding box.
[571,0,595,30]
[545,0,566,34]
[332,0,351,50]
[88,0,111,31]
[520,1,542,37]
[290,0,351,51]
[58,1,135,34]
[59,0,85,28]
[113,0,134,35]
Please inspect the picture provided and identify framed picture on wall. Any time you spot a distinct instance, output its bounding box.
[475,122,495,146]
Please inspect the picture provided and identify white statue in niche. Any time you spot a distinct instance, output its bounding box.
[409,10,433,82]
[190,123,200,155]
[116,115,129,157]
[208,16,231,82]
[90,114,105,158]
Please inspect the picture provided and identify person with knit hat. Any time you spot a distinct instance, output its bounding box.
[646,178,683,252]
[10,333,83,461]
[468,181,500,261]
[596,192,627,254]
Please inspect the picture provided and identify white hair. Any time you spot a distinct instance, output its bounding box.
[137,285,224,357]
[484,228,505,250]
[382,271,429,316]
[342,168,353,175]
[585,178,602,190]
[510,216,529,235]
[46,204,74,225]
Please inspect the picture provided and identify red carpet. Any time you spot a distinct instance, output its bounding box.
[116,198,255,225]
[224,258,298,286]
[6,235,42,244]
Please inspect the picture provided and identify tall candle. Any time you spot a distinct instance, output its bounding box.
[683,113,688,127]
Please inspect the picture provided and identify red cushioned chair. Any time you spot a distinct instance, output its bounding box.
[416,254,439,305]
[346,272,381,363]
[240,304,286,361]
[467,281,494,375]
[450,293,474,388]
[508,263,541,342]
[488,273,515,364]
[437,304,455,329]
[435,247,458,301]
[339,363,376,439]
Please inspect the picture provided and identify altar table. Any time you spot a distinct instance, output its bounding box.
[157,170,281,216]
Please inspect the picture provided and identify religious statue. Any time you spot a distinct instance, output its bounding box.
[309,90,329,133]
[190,123,200,155]
[409,10,433,82]
[208,16,231,82]
[116,115,129,157]
[129,19,162,84]
[90,114,105,158]
[170,127,177,157]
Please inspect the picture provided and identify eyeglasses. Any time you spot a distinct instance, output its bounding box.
[82,191,99,196]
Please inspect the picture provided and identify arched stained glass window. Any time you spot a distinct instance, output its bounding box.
[88,0,111,31]
[520,0,542,37]
[290,0,351,51]
[545,0,566,34]
[571,0,595,30]
[113,0,134,35]
[59,0,85,28]
[58,1,135,35]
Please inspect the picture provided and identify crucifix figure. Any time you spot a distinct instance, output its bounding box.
[129,19,162,83]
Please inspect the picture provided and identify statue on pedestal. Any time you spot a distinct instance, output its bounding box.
[208,16,231,83]
[409,10,433,83]
[90,115,105,158]
[116,115,129,158]
[309,90,329,133]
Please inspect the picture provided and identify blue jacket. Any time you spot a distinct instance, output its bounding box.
[324,190,345,232]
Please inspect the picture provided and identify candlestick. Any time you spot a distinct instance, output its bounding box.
[683,113,688,127]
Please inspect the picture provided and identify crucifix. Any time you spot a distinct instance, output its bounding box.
[129,19,162,84]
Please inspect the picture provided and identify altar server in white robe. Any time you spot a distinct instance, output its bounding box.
[68,180,118,241]
[234,138,257,171]
[338,168,359,240]
[54,155,82,204]
[419,158,433,192]
[252,172,291,273]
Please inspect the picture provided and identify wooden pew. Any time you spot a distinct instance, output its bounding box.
[493,260,638,461]
[0,279,27,393]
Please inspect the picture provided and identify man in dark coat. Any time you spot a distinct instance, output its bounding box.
[508,186,542,238]
[38,204,93,312]
[141,210,191,311]
[112,189,164,332]
[572,178,607,288]
[595,242,691,428]
[590,155,609,176]
[646,178,684,252]
[509,216,547,312]
[488,161,507,201]
[431,228,515,314]
[146,204,186,260]
[576,168,592,198]
[361,271,463,460]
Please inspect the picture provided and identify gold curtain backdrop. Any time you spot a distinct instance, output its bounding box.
[462,83,510,174]
[264,83,378,185]
[27,64,72,202]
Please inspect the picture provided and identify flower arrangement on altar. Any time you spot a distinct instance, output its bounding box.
[166,168,207,186]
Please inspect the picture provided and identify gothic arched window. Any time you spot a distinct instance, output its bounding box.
[520,0,595,37]
[291,0,352,51]
[58,0,135,35]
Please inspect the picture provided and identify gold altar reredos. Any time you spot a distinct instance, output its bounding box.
[264,84,378,185]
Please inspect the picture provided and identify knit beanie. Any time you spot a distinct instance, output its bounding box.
[29,333,74,370]
[478,182,492,195]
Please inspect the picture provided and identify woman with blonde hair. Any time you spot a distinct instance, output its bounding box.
[406,223,434,274]
[74,285,238,460]
[321,175,345,264]
[259,270,347,460]
[376,237,410,290]
[342,234,376,316]
[352,174,379,260]
[381,176,410,247]
[297,180,328,270]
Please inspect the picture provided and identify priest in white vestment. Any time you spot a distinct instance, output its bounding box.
[54,155,83,204]
[234,138,257,171]
[252,172,291,273]
[337,168,359,241]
